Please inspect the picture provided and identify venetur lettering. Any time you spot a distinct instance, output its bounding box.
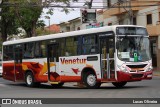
[60,58,87,64]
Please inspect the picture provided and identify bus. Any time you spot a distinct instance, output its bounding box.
[2,25,153,88]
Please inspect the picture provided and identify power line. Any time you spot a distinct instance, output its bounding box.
[1,2,160,9]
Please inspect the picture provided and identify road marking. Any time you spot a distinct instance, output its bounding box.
[0,83,9,88]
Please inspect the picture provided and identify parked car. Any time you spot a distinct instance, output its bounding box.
[0,62,2,76]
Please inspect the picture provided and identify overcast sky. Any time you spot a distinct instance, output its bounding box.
[40,0,104,26]
[41,8,80,26]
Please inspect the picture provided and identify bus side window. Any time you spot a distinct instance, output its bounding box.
[41,41,47,57]
[34,42,44,58]
[65,37,74,56]
[3,45,14,61]
[58,38,65,56]
[24,43,34,59]
[90,45,97,54]
[82,34,98,55]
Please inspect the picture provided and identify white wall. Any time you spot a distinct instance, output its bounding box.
[137,6,159,26]
[96,12,103,23]
[102,6,159,27]
[59,19,82,32]
[103,16,118,25]
[70,21,81,31]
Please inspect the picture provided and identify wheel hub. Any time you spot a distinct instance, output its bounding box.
[27,75,32,85]
[87,74,96,86]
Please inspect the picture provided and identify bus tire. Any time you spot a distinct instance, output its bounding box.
[51,82,64,88]
[84,72,101,89]
[112,82,127,88]
[25,72,35,87]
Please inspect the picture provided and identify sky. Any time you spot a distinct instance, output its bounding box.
[41,8,80,26]
[40,0,104,26]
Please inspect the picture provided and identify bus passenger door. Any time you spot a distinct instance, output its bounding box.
[14,44,23,81]
[47,44,60,82]
[100,36,116,80]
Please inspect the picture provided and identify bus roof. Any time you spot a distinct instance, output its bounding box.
[3,25,145,45]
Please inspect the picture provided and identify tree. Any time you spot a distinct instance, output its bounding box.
[12,0,43,37]
[0,0,75,41]
[0,0,19,42]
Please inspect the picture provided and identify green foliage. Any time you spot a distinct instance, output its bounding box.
[36,28,56,36]
[0,0,78,41]
[36,20,46,28]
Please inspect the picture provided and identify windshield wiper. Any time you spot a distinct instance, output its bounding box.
[138,36,143,48]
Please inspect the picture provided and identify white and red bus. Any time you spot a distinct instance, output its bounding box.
[2,25,153,88]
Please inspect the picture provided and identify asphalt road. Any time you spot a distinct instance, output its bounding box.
[0,76,160,107]
[0,76,160,98]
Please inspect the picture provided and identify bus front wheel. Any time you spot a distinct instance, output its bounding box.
[112,82,127,88]
[84,72,101,88]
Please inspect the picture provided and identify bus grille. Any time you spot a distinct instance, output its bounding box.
[130,70,144,73]
[126,64,147,69]
[131,74,143,78]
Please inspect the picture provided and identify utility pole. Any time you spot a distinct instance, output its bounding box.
[88,0,93,9]
[85,0,93,9]
[45,16,51,34]
[129,0,133,25]
[118,0,133,25]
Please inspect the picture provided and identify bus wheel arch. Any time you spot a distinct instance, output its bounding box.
[81,68,101,88]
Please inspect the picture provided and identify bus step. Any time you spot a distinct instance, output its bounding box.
[101,78,116,82]
[49,81,59,84]
[101,80,116,82]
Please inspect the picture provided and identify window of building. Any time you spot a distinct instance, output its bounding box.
[107,0,111,8]
[87,13,96,22]
[159,12,160,21]
[66,26,70,32]
[158,12,160,24]
[108,22,112,26]
[147,14,152,25]
[133,17,137,25]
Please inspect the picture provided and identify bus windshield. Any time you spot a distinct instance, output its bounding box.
[117,36,151,62]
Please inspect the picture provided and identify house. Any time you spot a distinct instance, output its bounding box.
[59,17,81,32]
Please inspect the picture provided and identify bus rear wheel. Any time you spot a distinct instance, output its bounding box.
[112,82,127,88]
[84,72,101,89]
[25,72,36,87]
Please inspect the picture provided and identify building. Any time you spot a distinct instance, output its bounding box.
[59,17,81,32]
[58,10,103,32]
[101,0,160,68]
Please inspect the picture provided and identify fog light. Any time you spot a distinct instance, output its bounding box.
[147,74,152,78]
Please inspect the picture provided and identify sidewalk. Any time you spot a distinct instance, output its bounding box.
[153,68,160,76]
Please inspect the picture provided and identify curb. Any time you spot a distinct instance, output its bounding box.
[153,74,160,76]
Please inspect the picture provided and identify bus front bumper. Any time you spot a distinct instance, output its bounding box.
[116,70,153,82]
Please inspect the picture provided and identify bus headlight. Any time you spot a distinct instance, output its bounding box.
[121,67,128,72]
[145,66,153,71]
[117,65,130,72]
